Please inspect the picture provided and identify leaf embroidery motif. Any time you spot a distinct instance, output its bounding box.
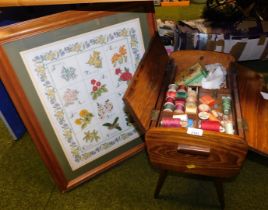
[83,130,100,142]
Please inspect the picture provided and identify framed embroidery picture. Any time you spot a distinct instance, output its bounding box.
[0,2,156,191]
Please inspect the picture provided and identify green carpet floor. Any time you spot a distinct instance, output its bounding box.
[0,116,268,210]
[1,3,268,210]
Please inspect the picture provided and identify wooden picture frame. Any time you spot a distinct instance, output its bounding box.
[0,2,156,191]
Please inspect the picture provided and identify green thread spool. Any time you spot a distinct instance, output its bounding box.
[222,96,231,115]
[176,91,187,99]
[163,103,175,112]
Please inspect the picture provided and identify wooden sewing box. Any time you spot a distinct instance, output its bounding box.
[121,2,268,206]
[124,38,268,209]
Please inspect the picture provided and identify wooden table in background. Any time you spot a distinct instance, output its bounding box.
[237,64,268,156]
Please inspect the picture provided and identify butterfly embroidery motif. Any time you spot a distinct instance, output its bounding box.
[103,117,121,131]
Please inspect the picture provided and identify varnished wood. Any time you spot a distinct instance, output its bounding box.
[169,50,235,79]
[0,47,68,192]
[236,64,268,156]
[146,127,247,178]
[66,143,144,191]
[124,35,171,133]
[0,4,155,191]
[154,169,168,198]
[0,0,152,7]
[125,49,248,178]
[0,2,156,44]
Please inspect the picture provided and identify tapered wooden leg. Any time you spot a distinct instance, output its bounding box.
[213,179,225,210]
[154,170,168,198]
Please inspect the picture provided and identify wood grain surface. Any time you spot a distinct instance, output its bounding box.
[236,63,268,156]
[0,0,152,7]
[146,127,247,178]
[125,49,248,178]
[123,35,170,133]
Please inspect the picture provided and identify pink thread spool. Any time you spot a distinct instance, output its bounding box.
[160,118,181,128]
[164,97,175,105]
[174,98,185,114]
[166,90,176,99]
[177,85,187,93]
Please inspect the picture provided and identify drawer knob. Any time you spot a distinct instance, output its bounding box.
[177,144,211,156]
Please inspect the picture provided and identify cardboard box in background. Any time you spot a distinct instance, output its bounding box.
[174,19,268,61]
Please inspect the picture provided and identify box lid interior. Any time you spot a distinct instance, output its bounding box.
[123,35,172,134]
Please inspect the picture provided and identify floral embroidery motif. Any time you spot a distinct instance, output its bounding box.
[63,89,79,106]
[75,109,94,129]
[83,129,100,142]
[90,79,108,100]
[111,45,127,67]
[103,117,122,131]
[61,66,77,81]
[97,99,114,120]
[115,67,133,84]
[26,19,144,169]
[86,51,102,68]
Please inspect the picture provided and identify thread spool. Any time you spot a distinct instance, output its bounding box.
[177,85,187,93]
[166,91,176,99]
[187,119,194,127]
[174,103,185,114]
[186,95,197,103]
[165,97,175,104]
[185,102,197,114]
[176,91,187,99]
[163,103,175,112]
[200,120,225,132]
[168,84,178,92]
[188,90,197,98]
[222,96,231,115]
[160,118,181,128]
[175,98,186,104]
[224,121,234,134]
[198,111,209,120]
[198,103,210,112]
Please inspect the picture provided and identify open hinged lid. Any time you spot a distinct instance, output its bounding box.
[123,35,174,134]
[236,64,268,156]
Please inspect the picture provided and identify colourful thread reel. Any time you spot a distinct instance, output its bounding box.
[160,117,181,128]
[200,120,225,132]
[222,96,232,115]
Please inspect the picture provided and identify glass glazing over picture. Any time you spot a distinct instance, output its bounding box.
[20,18,145,171]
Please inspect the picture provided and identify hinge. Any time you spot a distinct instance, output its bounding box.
[151,109,160,121]
[237,119,248,130]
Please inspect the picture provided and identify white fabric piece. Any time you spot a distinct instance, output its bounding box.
[202,64,226,89]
